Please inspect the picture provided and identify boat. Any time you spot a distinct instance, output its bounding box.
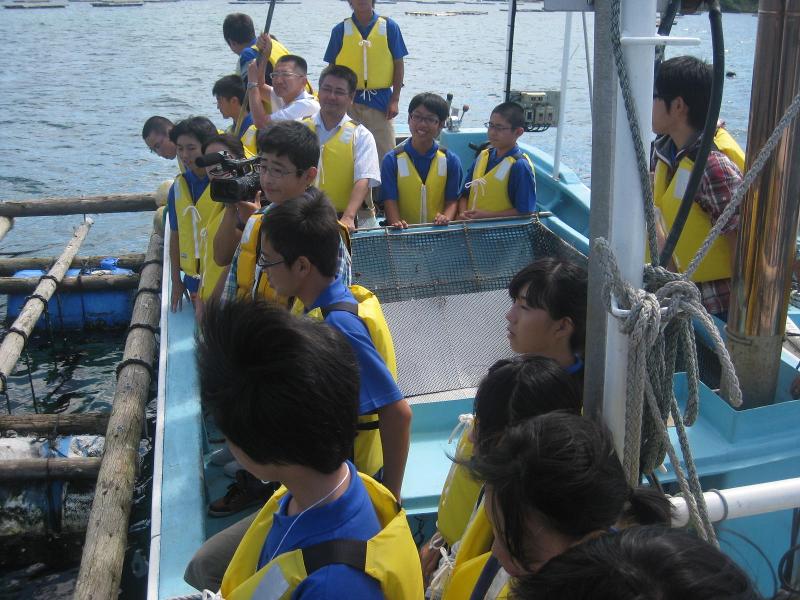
[91,0,143,6]
[3,2,66,8]
[146,2,800,599]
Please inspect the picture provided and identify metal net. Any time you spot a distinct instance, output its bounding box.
[351,218,586,400]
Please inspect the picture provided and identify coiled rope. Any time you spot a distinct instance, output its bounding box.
[606,0,800,545]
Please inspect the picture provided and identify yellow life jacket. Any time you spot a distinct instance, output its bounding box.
[174,174,220,278]
[452,499,494,574]
[444,552,510,600]
[220,472,424,600]
[198,208,227,301]
[235,212,286,304]
[304,118,357,214]
[437,420,483,547]
[651,128,744,282]
[395,146,448,224]
[240,124,258,158]
[467,148,533,213]
[292,285,396,478]
[238,212,352,302]
[335,17,394,90]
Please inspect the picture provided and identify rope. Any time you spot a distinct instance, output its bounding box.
[140,258,163,270]
[602,0,800,547]
[685,90,800,279]
[115,357,154,381]
[609,0,659,263]
[126,323,160,336]
[134,287,161,302]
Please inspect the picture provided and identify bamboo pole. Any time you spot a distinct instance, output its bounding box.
[0,253,145,276]
[0,272,139,294]
[74,230,162,600]
[0,219,93,393]
[0,217,13,243]
[0,412,109,435]
[0,194,157,218]
[0,457,102,481]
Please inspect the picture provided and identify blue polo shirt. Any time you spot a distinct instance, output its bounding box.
[307,278,403,415]
[238,38,275,86]
[460,145,537,213]
[324,12,408,114]
[380,139,464,205]
[257,461,383,599]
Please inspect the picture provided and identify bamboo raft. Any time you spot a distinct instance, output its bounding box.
[0,194,162,597]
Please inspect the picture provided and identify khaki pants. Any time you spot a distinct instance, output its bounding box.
[183,511,256,592]
[348,102,396,164]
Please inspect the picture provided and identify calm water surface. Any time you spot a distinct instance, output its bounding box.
[0,1,758,256]
[0,2,758,596]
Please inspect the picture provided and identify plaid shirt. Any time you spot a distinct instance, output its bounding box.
[220,204,353,305]
[652,134,743,316]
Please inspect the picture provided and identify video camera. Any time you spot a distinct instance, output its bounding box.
[195,151,261,203]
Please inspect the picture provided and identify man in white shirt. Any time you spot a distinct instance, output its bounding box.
[247,36,319,128]
[304,64,380,232]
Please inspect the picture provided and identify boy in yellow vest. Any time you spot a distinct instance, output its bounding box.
[215,121,351,306]
[651,56,744,319]
[381,93,463,228]
[211,75,257,157]
[324,0,408,163]
[260,190,411,502]
[304,64,380,232]
[458,102,537,220]
[166,116,219,312]
[196,300,423,599]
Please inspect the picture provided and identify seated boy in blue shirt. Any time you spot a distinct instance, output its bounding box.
[261,190,412,501]
[380,93,463,228]
[198,301,422,598]
[458,101,537,220]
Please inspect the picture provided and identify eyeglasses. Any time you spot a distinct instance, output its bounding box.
[409,113,440,126]
[485,122,513,132]
[269,71,302,81]
[258,160,303,179]
[256,254,285,269]
[319,85,351,98]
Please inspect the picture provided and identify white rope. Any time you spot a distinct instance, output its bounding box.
[465,178,487,211]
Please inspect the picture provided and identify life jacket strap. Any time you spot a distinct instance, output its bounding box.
[321,302,359,318]
[302,538,368,575]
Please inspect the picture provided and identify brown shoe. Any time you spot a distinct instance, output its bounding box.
[208,470,279,517]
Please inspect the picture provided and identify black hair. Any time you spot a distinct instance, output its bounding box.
[472,355,582,457]
[408,92,449,123]
[256,120,320,172]
[319,64,358,95]
[197,299,359,473]
[201,133,245,159]
[168,116,218,146]
[222,13,255,45]
[276,54,308,76]
[469,413,672,570]
[212,74,245,104]
[512,525,763,600]
[655,56,712,131]
[261,188,340,278]
[508,258,588,354]
[141,115,173,140]
[492,101,525,130]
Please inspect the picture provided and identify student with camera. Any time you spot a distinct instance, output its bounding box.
[214,120,352,307]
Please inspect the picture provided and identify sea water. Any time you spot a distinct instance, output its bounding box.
[0,2,759,597]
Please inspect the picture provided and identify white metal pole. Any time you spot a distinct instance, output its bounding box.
[671,478,800,527]
[582,12,593,115]
[552,12,573,180]
[600,0,655,462]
